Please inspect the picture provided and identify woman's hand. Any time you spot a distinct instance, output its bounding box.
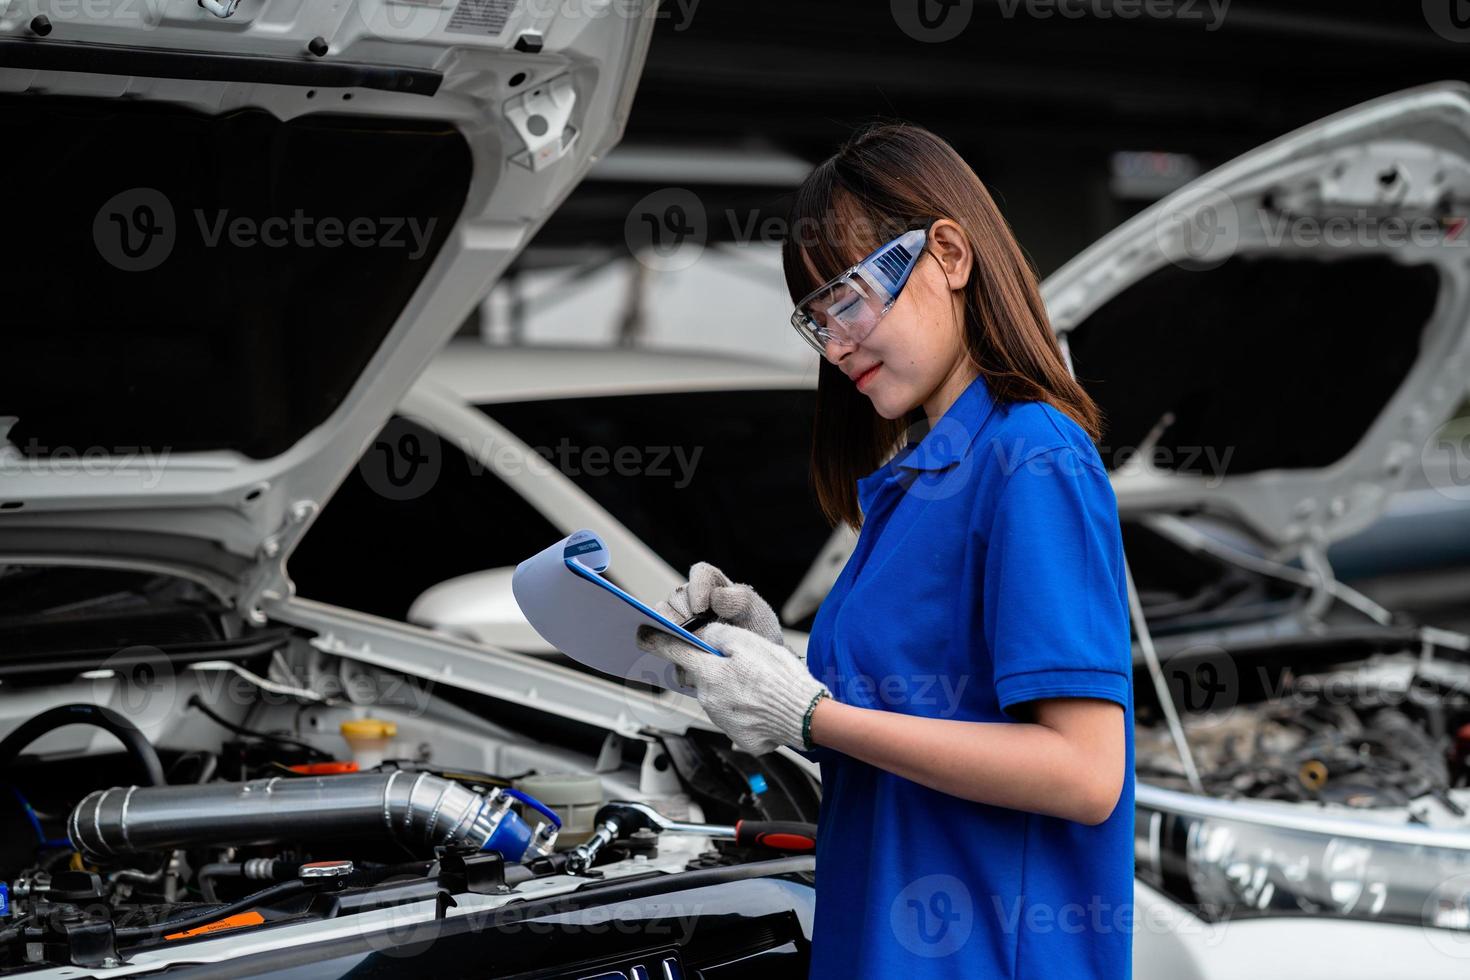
[654,562,787,648]
[636,622,830,756]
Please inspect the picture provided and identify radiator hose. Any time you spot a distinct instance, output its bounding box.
[68,771,558,863]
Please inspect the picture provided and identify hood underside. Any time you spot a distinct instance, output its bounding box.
[0,2,657,619]
[1045,82,1470,550]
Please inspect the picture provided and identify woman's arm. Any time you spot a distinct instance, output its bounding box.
[809,695,1127,825]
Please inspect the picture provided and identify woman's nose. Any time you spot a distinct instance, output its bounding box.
[823,335,857,363]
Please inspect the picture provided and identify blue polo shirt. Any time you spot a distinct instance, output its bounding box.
[802,372,1135,979]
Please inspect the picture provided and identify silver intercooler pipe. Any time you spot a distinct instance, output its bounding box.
[69,771,508,861]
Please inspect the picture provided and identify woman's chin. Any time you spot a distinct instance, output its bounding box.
[866,387,909,420]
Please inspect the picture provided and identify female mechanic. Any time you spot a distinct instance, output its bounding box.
[636,122,1135,979]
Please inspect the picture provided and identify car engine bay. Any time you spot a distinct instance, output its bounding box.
[0,565,819,974]
[1136,640,1470,819]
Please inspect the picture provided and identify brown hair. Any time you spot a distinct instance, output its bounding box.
[781,121,1103,531]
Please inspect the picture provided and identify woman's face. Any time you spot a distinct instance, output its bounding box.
[812,218,974,421]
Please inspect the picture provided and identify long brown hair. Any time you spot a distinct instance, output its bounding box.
[782,121,1103,531]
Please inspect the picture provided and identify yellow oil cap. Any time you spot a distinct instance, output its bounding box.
[340,718,397,740]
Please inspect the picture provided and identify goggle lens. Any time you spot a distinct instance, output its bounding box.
[802,274,886,344]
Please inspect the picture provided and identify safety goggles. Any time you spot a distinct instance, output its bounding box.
[789,218,935,356]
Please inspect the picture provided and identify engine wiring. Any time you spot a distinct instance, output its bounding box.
[186,695,333,762]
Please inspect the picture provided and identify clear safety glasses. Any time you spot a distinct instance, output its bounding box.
[789,219,935,357]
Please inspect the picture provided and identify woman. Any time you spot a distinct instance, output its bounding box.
[635,122,1134,979]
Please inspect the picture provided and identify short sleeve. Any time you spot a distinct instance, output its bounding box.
[982,446,1131,722]
[793,744,837,766]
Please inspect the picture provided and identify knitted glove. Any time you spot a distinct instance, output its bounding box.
[656,561,787,649]
[635,621,830,756]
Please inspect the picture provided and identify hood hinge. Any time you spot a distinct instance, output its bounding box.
[239,499,319,625]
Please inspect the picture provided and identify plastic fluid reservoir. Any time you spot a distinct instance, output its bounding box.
[340,718,397,769]
[512,773,604,848]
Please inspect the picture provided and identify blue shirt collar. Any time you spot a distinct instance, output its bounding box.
[855,372,997,513]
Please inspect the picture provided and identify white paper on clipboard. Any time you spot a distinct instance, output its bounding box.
[511,530,723,695]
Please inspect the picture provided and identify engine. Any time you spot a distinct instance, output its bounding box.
[1136,646,1470,815]
[0,700,576,972]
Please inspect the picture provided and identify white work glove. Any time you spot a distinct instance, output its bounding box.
[655,561,787,649]
[635,621,830,756]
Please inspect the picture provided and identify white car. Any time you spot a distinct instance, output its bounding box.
[1043,83,1470,977]
[285,341,839,657]
[0,5,821,977]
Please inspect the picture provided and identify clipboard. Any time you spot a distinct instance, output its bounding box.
[511,530,722,695]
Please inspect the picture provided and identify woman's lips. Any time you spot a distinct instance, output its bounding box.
[854,362,883,391]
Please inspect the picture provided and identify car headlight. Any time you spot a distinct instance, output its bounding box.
[1137,784,1470,931]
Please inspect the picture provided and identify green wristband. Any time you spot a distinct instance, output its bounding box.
[801,690,831,751]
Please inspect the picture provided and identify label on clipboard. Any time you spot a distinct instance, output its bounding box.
[512,531,722,695]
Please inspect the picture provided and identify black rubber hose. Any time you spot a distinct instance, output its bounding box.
[186,695,331,761]
[0,703,165,786]
[0,914,35,945]
[196,862,245,904]
[114,879,308,942]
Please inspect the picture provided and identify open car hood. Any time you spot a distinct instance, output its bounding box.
[0,2,656,620]
[1045,82,1470,550]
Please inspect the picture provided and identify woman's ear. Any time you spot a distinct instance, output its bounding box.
[928,218,972,292]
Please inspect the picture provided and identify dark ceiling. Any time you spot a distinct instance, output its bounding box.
[534,0,1470,274]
